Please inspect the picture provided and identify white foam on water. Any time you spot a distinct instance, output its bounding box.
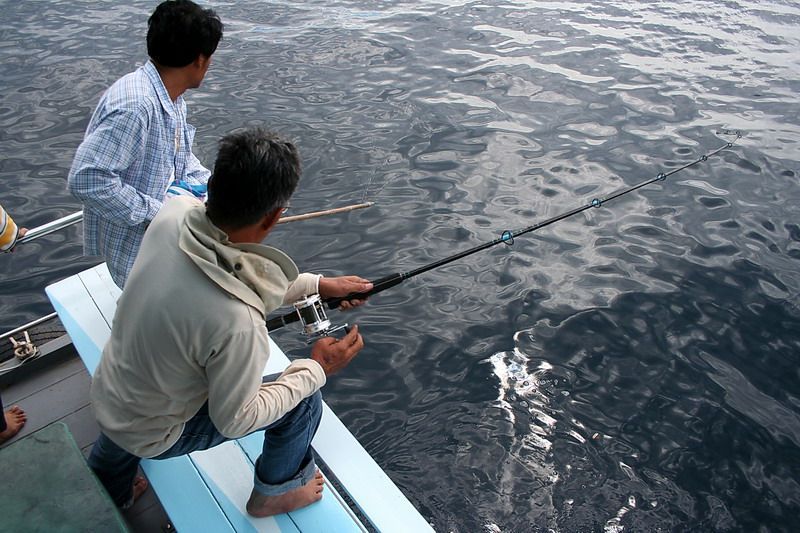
[603,495,637,533]
[486,330,562,530]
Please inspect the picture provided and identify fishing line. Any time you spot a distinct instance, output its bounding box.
[360,148,395,204]
[360,99,451,205]
[267,131,742,333]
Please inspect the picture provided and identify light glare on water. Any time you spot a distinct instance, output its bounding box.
[1,0,799,531]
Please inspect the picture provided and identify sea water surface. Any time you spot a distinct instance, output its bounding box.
[2,1,799,531]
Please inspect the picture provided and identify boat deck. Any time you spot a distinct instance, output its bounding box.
[1,262,432,532]
[0,340,172,531]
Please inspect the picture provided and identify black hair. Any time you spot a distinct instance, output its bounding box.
[206,128,301,229]
[147,0,223,68]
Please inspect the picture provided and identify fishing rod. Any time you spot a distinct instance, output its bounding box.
[267,133,741,338]
[4,202,373,250]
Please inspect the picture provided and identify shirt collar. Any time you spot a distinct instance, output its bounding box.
[142,60,179,119]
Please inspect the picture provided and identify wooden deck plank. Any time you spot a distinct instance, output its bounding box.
[59,402,101,450]
[1,354,85,405]
[78,265,121,327]
[140,456,236,533]
[123,498,172,533]
[0,370,91,446]
[190,442,298,533]
[46,275,111,374]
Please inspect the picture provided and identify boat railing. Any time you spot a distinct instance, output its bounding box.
[16,211,83,246]
[2,211,85,372]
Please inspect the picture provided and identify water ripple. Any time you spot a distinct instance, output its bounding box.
[3,0,800,531]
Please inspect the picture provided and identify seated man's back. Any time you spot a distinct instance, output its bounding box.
[93,196,323,459]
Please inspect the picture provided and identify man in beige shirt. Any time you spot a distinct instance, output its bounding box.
[88,127,371,517]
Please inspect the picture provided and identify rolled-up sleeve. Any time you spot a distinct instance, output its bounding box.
[184,151,210,186]
[283,273,322,305]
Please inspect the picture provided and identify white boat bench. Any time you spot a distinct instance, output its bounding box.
[46,263,432,533]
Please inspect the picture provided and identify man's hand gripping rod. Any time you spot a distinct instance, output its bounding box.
[265,273,404,336]
[265,134,741,338]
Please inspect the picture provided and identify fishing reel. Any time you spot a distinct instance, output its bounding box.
[292,294,349,344]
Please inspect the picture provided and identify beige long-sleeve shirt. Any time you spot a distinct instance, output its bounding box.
[91,197,326,458]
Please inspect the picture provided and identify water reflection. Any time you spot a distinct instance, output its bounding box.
[2,0,800,530]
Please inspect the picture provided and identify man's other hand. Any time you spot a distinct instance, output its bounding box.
[318,276,373,310]
[310,325,364,376]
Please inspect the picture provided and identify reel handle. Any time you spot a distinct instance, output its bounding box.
[326,272,404,309]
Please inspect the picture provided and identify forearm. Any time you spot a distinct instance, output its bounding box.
[215,360,326,438]
[69,167,162,226]
[283,273,322,304]
[205,328,325,438]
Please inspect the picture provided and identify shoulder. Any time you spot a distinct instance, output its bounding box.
[166,195,203,213]
[155,197,202,226]
[99,68,160,119]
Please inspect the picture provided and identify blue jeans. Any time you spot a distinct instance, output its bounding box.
[88,374,323,508]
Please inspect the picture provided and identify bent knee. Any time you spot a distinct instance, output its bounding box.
[302,390,323,420]
[307,390,322,409]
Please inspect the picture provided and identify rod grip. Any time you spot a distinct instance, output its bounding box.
[265,309,300,332]
[326,273,404,309]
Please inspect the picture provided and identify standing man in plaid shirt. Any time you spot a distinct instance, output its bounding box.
[68,0,223,288]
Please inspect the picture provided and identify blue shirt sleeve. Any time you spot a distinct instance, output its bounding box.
[68,107,162,226]
[184,150,211,187]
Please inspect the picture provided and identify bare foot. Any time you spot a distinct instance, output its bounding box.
[246,470,324,517]
[132,475,149,502]
[0,405,27,444]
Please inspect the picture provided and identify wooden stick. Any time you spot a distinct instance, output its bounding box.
[277,202,374,224]
[11,202,374,248]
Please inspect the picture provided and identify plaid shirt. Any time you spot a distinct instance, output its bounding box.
[68,61,209,287]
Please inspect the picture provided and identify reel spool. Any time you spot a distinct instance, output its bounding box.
[293,294,348,343]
